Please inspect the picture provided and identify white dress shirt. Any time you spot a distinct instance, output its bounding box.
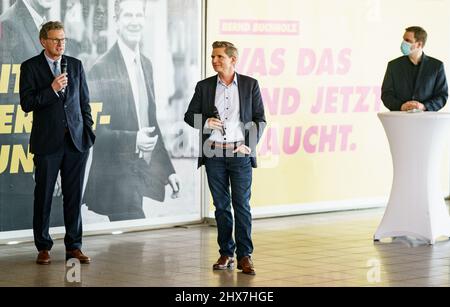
[117,39,153,160]
[208,74,245,143]
[117,39,148,130]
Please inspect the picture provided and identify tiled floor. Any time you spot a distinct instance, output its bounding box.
[1,206,450,287]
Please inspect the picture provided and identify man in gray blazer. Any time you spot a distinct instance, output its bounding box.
[382,26,448,112]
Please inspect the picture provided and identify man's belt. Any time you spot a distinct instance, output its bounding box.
[207,141,243,149]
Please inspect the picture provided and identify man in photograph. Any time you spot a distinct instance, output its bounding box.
[84,0,181,221]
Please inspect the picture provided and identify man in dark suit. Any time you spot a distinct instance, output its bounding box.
[84,0,180,221]
[184,41,266,275]
[382,26,448,112]
[0,0,66,232]
[19,21,95,264]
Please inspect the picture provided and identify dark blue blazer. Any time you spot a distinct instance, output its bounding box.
[381,54,448,111]
[184,74,266,168]
[19,51,95,154]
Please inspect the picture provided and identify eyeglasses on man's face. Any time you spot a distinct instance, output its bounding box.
[46,37,66,45]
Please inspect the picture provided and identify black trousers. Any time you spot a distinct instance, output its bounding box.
[33,133,88,251]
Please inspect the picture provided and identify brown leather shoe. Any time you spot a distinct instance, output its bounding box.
[36,250,51,265]
[213,255,235,270]
[237,256,255,275]
[66,249,91,264]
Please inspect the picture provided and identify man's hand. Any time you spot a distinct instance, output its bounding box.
[137,127,158,153]
[401,101,426,111]
[52,73,68,92]
[233,144,252,155]
[168,174,181,199]
[207,118,224,132]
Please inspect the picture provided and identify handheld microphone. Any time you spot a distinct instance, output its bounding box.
[213,106,226,136]
[61,57,68,93]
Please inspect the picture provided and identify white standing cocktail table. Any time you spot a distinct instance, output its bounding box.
[375,112,450,244]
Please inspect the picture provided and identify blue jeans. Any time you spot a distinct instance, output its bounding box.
[205,156,253,260]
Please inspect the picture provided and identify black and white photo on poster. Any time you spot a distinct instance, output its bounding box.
[0,0,202,233]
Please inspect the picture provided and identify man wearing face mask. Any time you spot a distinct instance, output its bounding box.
[381,26,448,112]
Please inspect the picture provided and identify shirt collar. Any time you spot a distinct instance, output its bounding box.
[217,73,238,87]
[23,0,46,29]
[44,52,61,66]
[117,38,141,66]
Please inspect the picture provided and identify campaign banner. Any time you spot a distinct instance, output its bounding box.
[207,0,450,209]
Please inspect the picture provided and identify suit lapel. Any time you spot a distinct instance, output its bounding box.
[207,75,218,115]
[38,51,56,82]
[413,53,427,97]
[141,56,156,124]
[237,73,245,122]
[112,43,140,130]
